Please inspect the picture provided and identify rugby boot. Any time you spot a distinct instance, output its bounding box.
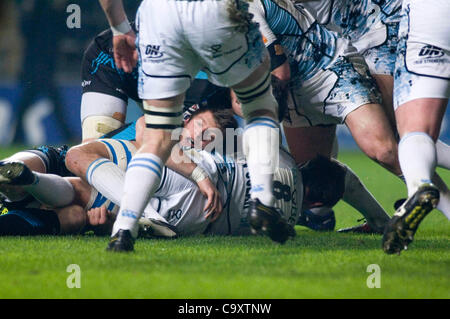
[106,229,135,252]
[382,183,440,255]
[248,198,294,244]
[0,161,35,185]
[138,218,178,238]
[298,209,336,231]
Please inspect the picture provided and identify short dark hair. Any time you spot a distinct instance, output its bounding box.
[300,155,346,207]
[188,108,239,154]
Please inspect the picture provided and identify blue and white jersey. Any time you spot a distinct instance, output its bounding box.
[301,0,402,52]
[249,0,344,84]
[86,141,301,236]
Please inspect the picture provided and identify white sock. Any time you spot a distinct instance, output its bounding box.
[86,158,166,222]
[86,159,124,208]
[341,163,390,231]
[243,117,279,206]
[436,139,450,170]
[399,132,436,197]
[112,153,163,238]
[23,173,74,207]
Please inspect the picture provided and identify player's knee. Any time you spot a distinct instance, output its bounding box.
[135,116,146,147]
[65,146,86,177]
[234,70,279,120]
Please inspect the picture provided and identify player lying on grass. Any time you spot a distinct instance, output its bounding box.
[0,137,350,242]
[247,0,450,231]
[79,16,390,233]
[75,70,397,236]
[0,104,394,239]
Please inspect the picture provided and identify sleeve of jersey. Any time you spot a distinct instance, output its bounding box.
[249,2,287,71]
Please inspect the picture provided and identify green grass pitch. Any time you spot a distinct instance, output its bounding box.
[0,146,448,299]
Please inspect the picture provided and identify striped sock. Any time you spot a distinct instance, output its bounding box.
[111,153,163,237]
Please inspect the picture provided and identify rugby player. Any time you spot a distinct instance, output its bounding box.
[0,131,347,242]
[80,22,227,143]
[98,0,286,251]
[299,0,450,171]
[239,0,395,232]
[247,0,450,230]
[382,0,450,254]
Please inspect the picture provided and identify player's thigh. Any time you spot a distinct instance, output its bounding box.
[289,54,382,127]
[371,74,396,131]
[186,0,267,88]
[283,125,336,165]
[345,102,397,153]
[362,22,399,78]
[393,0,450,109]
[135,0,200,100]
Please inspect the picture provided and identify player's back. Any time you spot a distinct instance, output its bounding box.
[249,0,347,83]
[300,0,402,52]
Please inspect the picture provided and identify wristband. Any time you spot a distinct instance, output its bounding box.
[190,166,208,183]
[111,19,132,36]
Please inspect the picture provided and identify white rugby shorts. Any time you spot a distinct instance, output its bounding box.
[135,0,267,100]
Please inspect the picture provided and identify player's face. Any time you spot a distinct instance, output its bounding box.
[182,111,220,149]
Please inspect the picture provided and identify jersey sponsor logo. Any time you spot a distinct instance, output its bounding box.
[413,45,448,67]
[207,43,243,59]
[90,51,127,79]
[145,45,164,59]
[418,45,444,58]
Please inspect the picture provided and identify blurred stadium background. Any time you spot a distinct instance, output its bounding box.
[0,0,449,148]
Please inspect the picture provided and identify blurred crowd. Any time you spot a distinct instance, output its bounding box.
[0,1,140,143]
[0,0,140,82]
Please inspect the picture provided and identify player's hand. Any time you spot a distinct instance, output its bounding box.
[112,30,138,73]
[87,206,113,226]
[197,177,223,221]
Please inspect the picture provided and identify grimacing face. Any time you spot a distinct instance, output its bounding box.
[181,110,221,150]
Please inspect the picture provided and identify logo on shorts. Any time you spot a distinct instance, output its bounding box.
[145,45,164,59]
[418,45,444,58]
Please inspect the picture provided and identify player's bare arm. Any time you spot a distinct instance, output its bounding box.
[98,0,137,73]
